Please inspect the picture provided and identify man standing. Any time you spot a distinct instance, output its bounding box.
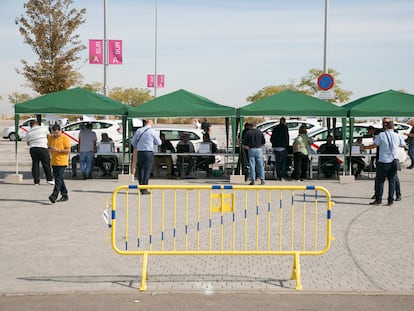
[270,117,289,181]
[404,118,414,169]
[243,122,265,185]
[26,120,54,185]
[201,118,211,134]
[362,121,405,206]
[131,120,161,194]
[47,124,71,203]
[78,123,97,179]
[370,118,402,201]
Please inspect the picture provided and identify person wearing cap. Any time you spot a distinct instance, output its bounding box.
[78,123,97,179]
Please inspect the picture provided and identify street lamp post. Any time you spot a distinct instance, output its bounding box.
[323,0,329,74]
[103,0,108,97]
[154,0,158,98]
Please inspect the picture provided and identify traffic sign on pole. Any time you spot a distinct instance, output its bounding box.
[317,73,334,91]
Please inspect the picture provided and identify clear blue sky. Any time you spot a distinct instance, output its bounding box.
[1,0,413,115]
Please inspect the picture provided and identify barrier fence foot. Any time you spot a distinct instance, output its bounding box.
[291,252,303,290]
[139,252,148,291]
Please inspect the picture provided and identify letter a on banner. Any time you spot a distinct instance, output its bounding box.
[89,39,103,64]
[157,75,165,88]
[147,75,155,87]
[109,40,123,64]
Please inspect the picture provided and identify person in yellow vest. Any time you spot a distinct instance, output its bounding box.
[47,124,71,203]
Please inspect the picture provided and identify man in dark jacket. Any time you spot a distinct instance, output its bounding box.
[270,117,289,180]
[243,123,266,185]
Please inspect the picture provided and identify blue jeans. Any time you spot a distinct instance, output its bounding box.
[375,162,396,203]
[51,166,68,199]
[273,148,288,179]
[408,145,414,167]
[248,148,265,181]
[137,151,154,186]
[79,151,95,176]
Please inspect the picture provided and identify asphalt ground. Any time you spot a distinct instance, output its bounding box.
[0,127,413,310]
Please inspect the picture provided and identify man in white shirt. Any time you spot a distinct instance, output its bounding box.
[131,120,161,194]
[362,121,406,206]
[26,119,54,185]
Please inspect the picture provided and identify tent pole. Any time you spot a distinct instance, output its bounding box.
[14,114,19,174]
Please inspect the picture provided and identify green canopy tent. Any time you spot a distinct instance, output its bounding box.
[343,89,414,175]
[343,89,414,117]
[127,89,235,118]
[237,90,348,176]
[15,87,129,115]
[237,90,347,117]
[127,89,237,176]
[13,87,130,175]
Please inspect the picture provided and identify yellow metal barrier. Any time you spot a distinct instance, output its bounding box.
[109,184,334,291]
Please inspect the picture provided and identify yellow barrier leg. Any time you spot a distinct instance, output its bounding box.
[290,252,303,290]
[139,252,148,291]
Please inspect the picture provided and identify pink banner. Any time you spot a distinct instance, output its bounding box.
[108,40,122,64]
[157,75,165,88]
[147,75,165,88]
[89,39,103,64]
[147,75,155,87]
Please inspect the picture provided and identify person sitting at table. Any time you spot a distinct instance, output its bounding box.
[176,132,195,178]
[95,133,117,177]
[196,133,217,178]
[152,133,175,178]
[317,134,340,178]
[346,137,365,179]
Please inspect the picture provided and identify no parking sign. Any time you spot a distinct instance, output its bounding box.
[317,73,334,91]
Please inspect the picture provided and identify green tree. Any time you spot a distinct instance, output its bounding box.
[8,92,32,105]
[15,0,86,94]
[247,69,352,104]
[246,83,299,102]
[297,68,352,104]
[108,87,153,107]
[83,82,103,93]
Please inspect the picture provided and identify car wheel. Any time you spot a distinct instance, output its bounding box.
[9,132,17,141]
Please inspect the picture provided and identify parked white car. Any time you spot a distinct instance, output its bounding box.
[2,118,49,141]
[62,120,123,147]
